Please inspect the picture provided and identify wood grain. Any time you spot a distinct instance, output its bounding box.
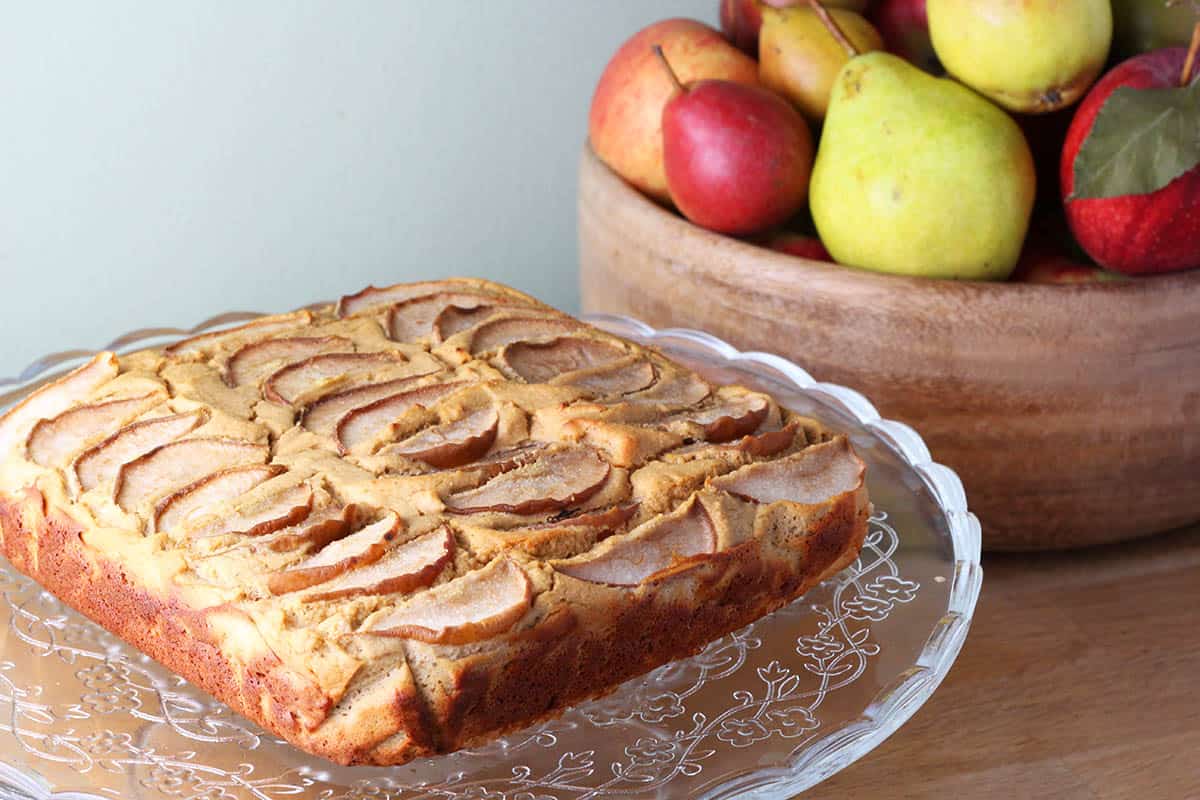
[802,522,1200,799]
[577,145,1200,550]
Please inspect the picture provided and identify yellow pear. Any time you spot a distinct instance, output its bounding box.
[928,0,1112,113]
[810,52,1035,280]
[759,4,883,122]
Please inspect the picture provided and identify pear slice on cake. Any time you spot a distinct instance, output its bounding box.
[363,558,531,644]
[444,448,611,515]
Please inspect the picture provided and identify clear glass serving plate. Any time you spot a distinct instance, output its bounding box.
[0,310,982,800]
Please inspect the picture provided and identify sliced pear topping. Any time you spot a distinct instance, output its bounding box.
[113,437,269,511]
[628,370,712,407]
[154,464,282,533]
[432,304,502,341]
[385,407,499,468]
[164,310,313,356]
[675,422,799,459]
[450,441,548,479]
[186,482,314,539]
[710,437,865,505]
[334,381,468,454]
[523,502,639,532]
[556,358,656,397]
[498,503,640,557]
[432,303,556,343]
[555,497,716,587]
[731,423,798,457]
[500,337,626,384]
[267,513,401,595]
[444,447,610,515]
[668,394,770,443]
[0,352,119,459]
[299,527,454,601]
[301,374,441,437]
[252,504,359,553]
[336,280,501,318]
[263,352,411,406]
[224,336,352,387]
[364,558,531,644]
[387,292,523,342]
[27,391,164,468]
[466,317,583,355]
[74,409,209,493]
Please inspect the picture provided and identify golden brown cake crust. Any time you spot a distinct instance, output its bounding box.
[0,278,868,766]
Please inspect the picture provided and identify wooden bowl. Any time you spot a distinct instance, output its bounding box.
[578,144,1200,550]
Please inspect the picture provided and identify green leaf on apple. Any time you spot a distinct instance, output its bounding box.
[1070,77,1200,200]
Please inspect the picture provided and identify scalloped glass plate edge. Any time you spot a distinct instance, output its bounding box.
[0,307,983,800]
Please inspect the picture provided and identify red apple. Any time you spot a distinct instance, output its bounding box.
[870,0,939,73]
[657,49,814,236]
[767,232,831,261]
[589,19,759,205]
[720,0,872,56]
[1010,240,1121,284]
[1061,47,1200,275]
[720,0,764,54]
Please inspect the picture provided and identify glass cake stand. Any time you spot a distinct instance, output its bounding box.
[0,310,982,800]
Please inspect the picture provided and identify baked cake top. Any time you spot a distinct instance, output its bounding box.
[0,278,865,734]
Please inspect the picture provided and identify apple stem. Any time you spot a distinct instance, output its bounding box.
[1183,22,1200,87]
[651,45,686,95]
[803,0,858,58]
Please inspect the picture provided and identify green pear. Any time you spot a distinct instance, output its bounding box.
[928,0,1112,113]
[1111,0,1197,58]
[810,52,1035,280]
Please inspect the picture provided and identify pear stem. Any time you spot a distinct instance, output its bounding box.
[803,0,858,58]
[1182,22,1200,87]
[651,45,686,94]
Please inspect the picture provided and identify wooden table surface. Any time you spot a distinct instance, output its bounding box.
[802,523,1200,799]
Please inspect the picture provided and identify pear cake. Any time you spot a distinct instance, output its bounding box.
[0,278,868,765]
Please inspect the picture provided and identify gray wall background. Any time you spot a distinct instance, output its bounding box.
[0,1,709,376]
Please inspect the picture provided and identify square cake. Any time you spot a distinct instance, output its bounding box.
[0,278,868,765]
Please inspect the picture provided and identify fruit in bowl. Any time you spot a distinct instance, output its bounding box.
[580,9,1200,549]
[1010,235,1124,285]
[586,6,1200,282]
[766,231,830,261]
[758,4,883,122]
[1061,43,1200,275]
[870,0,937,74]
[1110,0,1199,58]
[927,0,1113,113]
[810,51,1035,280]
[656,47,814,235]
[589,18,758,204]
[720,0,872,55]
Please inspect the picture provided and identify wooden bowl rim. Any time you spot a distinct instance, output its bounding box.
[580,143,1200,304]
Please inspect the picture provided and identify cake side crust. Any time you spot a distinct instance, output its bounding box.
[0,487,434,765]
[0,477,866,765]
[413,485,869,759]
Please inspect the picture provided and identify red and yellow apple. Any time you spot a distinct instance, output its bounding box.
[589,19,758,204]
